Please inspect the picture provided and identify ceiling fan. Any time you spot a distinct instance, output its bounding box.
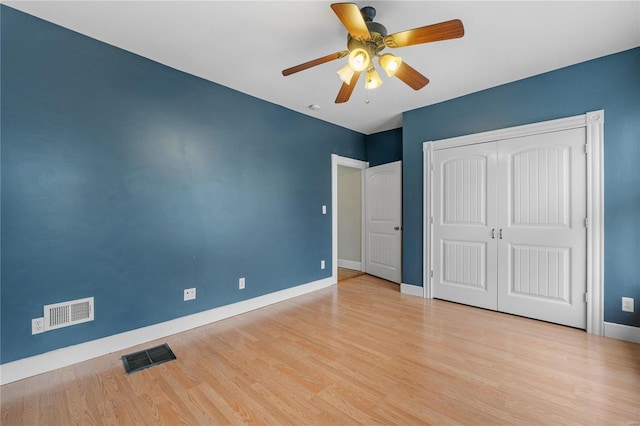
[282,3,465,103]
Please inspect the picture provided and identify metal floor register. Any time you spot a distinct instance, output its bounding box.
[122,343,177,374]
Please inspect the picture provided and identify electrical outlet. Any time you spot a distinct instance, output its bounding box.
[239,277,245,290]
[622,297,634,313]
[322,205,327,215]
[184,288,196,301]
[32,317,45,335]
[321,260,325,270]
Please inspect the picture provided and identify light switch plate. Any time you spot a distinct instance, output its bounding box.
[622,297,634,312]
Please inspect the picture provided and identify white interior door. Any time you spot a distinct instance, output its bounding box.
[432,143,498,309]
[497,128,587,328]
[365,161,402,283]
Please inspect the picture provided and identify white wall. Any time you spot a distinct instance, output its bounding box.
[338,165,361,268]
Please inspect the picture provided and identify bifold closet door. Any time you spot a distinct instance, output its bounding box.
[432,143,498,310]
[432,127,587,329]
[496,128,587,329]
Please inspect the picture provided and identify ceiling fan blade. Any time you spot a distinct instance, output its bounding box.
[384,19,464,48]
[282,51,348,76]
[335,71,361,103]
[331,3,371,40]
[394,62,429,90]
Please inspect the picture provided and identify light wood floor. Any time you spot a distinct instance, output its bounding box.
[2,275,639,425]
[338,267,365,282]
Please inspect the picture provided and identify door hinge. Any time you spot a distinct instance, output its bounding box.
[430,216,434,224]
[430,162,434,171]
[584,143,589,155]
[584,218,589,228]
[584,292,590,303]
[430,270,434,278]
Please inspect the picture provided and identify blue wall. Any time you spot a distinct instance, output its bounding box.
[0,6,366,363]
[402,47,640,327]
[365,128,402,167]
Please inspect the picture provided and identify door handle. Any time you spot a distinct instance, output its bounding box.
[491,228,495,239]
[394,226,401,231]
[499,229,503,239]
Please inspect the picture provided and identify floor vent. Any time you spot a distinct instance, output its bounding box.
[122,344,177,374]
[44,297,94,331]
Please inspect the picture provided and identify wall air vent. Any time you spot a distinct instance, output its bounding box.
[44,297,94,331]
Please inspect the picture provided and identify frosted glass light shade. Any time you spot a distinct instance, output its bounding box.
[365,68,382,89]
[378,54,403,77]
[348,48,370,72]
[337,63,355,84]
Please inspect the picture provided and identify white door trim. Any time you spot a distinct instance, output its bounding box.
[423,111,604,335]
[332,154,369,282]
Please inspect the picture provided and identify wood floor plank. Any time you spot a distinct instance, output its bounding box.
[2,274,639,425]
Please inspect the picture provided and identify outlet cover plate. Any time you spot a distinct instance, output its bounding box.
[239,277,245,290]
[184,288,196,301]
[622,297,634,312]
[32,317,45,335]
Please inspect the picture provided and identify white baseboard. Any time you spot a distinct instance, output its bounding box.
[603,322,640,344]
[338,259,362,270]
[401,283,424,297]
[0,277,336,385]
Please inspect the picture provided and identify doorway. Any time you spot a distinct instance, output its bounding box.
[337,164,364,273]
[332,155,368,282]
[331,155,403,285]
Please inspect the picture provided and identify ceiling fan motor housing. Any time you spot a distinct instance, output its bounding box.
[346,7,387,57]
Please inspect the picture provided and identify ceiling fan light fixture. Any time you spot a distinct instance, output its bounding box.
[365,67,382,90]
[378,53,403,77]
[337,63,356,84]
[348,48,370,72]
[282,4,464,103]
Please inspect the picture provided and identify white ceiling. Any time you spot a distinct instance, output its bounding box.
[4,1,640,134]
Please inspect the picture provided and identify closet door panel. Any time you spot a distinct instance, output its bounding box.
[497,128,587,329]
[432,143,498,310]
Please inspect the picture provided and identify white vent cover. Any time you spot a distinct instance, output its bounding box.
[44,297,94,331]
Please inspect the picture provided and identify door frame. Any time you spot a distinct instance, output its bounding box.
[332,154,369,282]
[423,111,605,335]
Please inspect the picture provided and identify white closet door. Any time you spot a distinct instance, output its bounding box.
[365,161,402,283]
[432,143,498,310]
[497,128,587,328]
